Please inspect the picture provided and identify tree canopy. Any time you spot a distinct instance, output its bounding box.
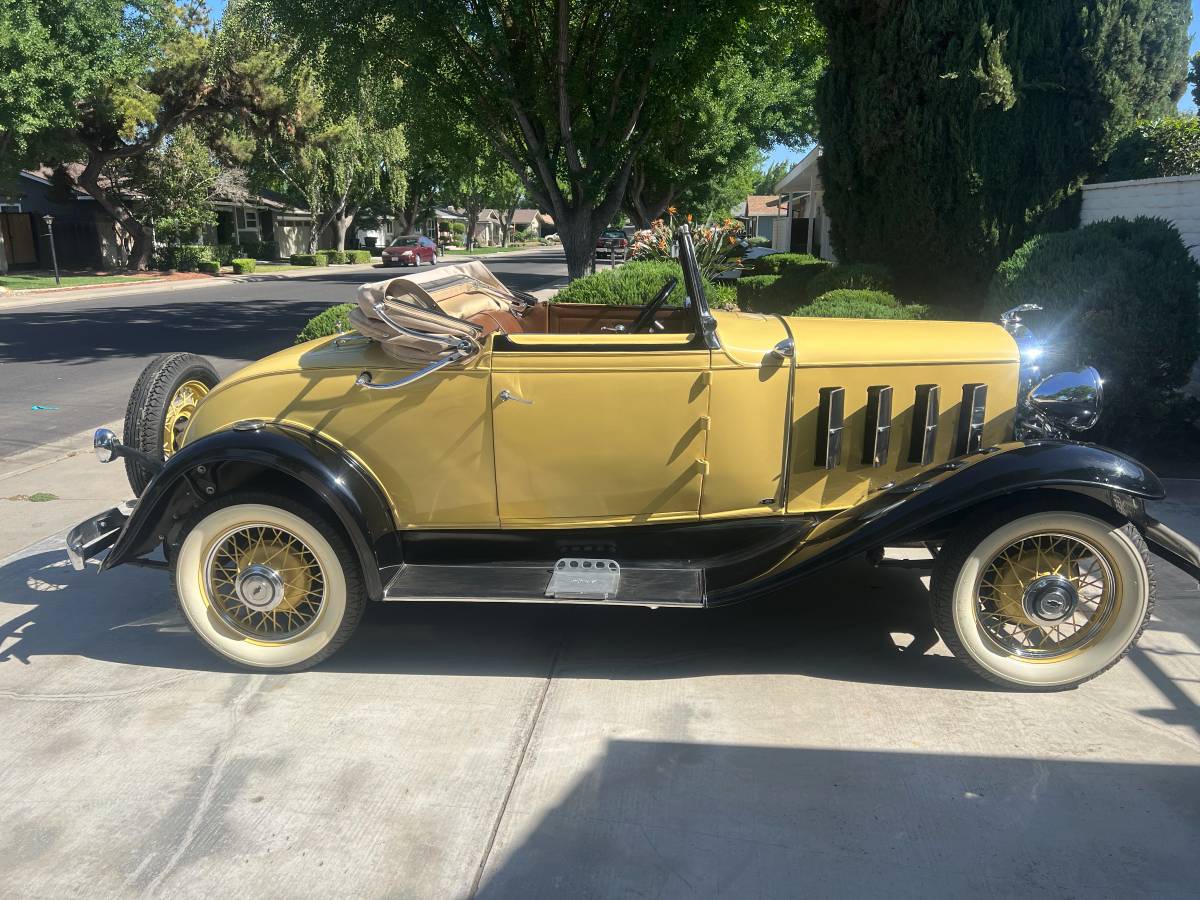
[260,0,777,277]
[815,0,1192,308]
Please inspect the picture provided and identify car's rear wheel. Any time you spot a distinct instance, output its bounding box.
[930,509,1153,690]
[431,252,438,265]
[122,352,219,494]
[172,493,366,671]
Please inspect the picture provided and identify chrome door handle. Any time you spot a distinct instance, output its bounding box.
[498,389,533,405]
[599,324,627,333]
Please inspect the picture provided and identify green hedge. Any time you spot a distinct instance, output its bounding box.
[154,244,213,272]
[211,243,236,265]
[347,249,372,264]
[1099,117,1200,183]
[805,263,894,299]
[745,235,771,248]
[198,260,220,274]
[986,216,1200,445]
[736,274,796,314]
[238,239,278,260]
[231,258,256,275]
[295,303,355,344]
[554,260,688,306]
[290,253,319,266]
[794,289,926,319]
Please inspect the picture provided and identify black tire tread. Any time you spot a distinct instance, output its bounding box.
[122,352,219,494]
[930,510,1155,692]
[170,491,368,673]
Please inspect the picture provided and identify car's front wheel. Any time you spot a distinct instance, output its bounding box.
[172,493,366,671]
[931,508,1153,690]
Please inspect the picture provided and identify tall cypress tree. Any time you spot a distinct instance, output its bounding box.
[814,0,1190,308]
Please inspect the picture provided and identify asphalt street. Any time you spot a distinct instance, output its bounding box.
[0,249,568,458]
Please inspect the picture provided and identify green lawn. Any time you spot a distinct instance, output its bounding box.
[0,272,160,291]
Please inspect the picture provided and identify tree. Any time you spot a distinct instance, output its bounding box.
[754,158,794,195]
[624,4,823,227]
[815,0,1192,308]
[33,0,295,269]
[1190,51,1200,108]
[260,0,764,278]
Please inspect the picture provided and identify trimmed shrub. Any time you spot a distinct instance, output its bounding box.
[211,243,236,265]
[198,260,220,274]
[805,262,894,300]
[155,244,213,272]
[231,258,256,275]
[553,260,688,306]
[707,282,738,311]
[746,235,771,248]
[326,250,350,264]
[736,274,796,314]
[1099,117,1200,183]
[986,216,1200,446]
[347,249,372,264]
[746,253,832,302]
[314,250,338,265]
[794,290,926,319]
[295,303,355,344]
[290,253,319,266]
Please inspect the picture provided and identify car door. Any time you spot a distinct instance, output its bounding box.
[489,332,712,526]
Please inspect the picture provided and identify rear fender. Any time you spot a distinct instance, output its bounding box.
[102,423,399,599]
[706,441,1165,603]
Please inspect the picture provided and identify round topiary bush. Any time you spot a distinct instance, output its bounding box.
[986,216,1200,446]
[295,303,354,344]
[804,262,895,300]
[794,289,926,319]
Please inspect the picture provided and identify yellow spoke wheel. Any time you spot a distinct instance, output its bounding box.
[174,496,366,671]
[162,379,210,459]
[932,509,1153,690]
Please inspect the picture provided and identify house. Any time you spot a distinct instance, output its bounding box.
[774,145,834,260]
[731,195,789,242]
[474,209,504,246]
[1,166,129,271]
[511,208,555,238]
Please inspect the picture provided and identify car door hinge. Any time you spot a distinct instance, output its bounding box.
[696,458,710,475]
[699,415,711,431]
[697,371,712,387]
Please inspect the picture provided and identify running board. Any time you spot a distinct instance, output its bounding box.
[383,563,705,607]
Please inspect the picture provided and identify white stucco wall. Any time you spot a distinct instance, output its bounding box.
[1080,174,1200,262]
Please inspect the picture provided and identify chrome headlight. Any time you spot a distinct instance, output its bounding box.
[93,428,119,463]
[1001,305,1103,440]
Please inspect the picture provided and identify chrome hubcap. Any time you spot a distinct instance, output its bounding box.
[1021,574,1078,626]
[235,564,286,612]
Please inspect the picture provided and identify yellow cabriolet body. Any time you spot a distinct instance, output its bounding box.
[182,309,1019,529]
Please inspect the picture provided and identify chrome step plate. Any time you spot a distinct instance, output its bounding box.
[545,558,621,600]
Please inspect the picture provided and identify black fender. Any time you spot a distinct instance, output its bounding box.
[706,441,1167,604]
[102,423,400,599]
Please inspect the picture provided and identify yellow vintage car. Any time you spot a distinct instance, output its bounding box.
[68,226,1200,689]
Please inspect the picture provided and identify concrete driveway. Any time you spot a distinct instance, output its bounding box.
[1,436,1197,898]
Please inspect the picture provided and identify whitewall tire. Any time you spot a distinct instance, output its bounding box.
[931,508,1153,690]
[173,495,366,671]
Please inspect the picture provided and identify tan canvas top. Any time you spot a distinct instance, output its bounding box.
[349,261,517,364]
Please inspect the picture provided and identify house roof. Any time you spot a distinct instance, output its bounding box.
[510,209,540,226]
[740,195,790,218]
[776,145,822,193]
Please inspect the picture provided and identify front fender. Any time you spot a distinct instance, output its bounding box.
[102,423,399,599]
[707,441,1165,603]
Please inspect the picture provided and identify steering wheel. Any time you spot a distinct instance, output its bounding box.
[629,277,679,333]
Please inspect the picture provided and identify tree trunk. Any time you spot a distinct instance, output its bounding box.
[77,155,153,270]
[558,212,601,280]
[332,205,358,251]
[500,202,518,247]
[465,204,482,252]
[398,190,421,235]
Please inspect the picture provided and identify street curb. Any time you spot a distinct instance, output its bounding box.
[0,263,383,311]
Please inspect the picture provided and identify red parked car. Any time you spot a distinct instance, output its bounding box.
[380,235,438,267]
[595,228,629,257]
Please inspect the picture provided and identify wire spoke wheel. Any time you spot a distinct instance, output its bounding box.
[204,523,326,642]
[162,379,210,459]
[975,532,1117,660]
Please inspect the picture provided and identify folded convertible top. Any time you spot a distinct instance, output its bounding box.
[349,260,517,364]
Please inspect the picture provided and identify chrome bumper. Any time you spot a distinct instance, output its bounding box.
[65,507,128,571]
[1144,518,1200,585]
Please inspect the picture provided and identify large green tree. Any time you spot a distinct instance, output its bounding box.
[260,0,763,278]
[58,1,292,268]
[624,4,823,227]
[815,0,1191,307]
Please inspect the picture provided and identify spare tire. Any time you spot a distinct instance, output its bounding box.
[122,352,220,494]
